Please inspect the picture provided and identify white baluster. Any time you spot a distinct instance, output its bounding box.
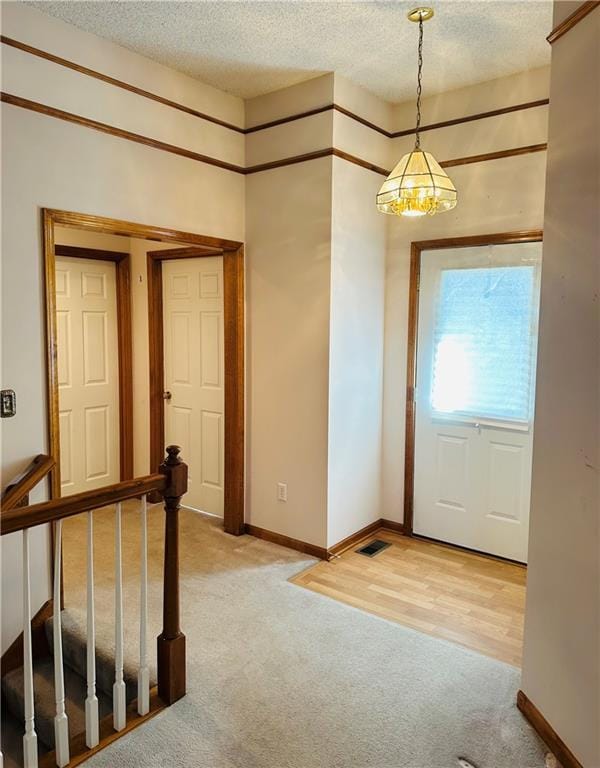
[137,495,150,716]
[53,520,70,767]
[22,529,38,768]
[113,502,126,731]
[85,511,99,748]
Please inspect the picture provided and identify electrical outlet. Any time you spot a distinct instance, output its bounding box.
[277,482,288,502]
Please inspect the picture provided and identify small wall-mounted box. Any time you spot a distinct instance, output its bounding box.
[1,389,16,418]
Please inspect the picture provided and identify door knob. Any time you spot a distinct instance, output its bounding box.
[163,391,172,401]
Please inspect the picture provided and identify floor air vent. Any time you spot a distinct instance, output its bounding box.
[356,539,391,557]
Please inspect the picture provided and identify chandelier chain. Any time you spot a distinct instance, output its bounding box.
[415,16,424,148]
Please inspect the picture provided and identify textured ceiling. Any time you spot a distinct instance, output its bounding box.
[29,1,553,102]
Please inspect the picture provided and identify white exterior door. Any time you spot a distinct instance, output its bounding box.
[413,242,542,562]
[56,256,120,495]
[163,257,225,516]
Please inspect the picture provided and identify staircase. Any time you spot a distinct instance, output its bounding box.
[2,612,156,766]
[1,447,188,767]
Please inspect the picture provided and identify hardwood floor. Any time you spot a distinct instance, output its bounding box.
[291,530,526,667]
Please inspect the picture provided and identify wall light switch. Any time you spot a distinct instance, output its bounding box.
[277,482,288,502]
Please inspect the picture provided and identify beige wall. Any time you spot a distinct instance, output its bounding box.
[245,159,332,548]
[521,4,600,765]
[328,158,386,547]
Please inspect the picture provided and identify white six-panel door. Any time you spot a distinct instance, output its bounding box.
[56,256,120,495]
[413,243,542,563]
[163,257,225,516]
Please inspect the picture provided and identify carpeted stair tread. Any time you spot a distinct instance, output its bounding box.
[1,658,112,751]
[45,611,156,704]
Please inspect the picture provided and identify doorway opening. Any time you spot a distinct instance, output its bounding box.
[42,209,245,536]
[405,231,543,563]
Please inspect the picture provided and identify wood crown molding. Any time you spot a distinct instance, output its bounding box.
[1,35,549,139]
[546,1,600,43]
[1,91,547,179]
[517,691,584,768]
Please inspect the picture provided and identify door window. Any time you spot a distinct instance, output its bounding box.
[430,265,539,423]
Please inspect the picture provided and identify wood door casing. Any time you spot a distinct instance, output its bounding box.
[43,210,244,534]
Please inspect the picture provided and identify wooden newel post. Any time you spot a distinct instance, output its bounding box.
[157,445,188,704]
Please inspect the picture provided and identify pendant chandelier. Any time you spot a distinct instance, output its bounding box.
[377,7,457,218]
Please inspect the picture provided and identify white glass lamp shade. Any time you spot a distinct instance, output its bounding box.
[376,148,457,217]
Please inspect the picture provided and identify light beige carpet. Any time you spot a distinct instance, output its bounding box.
[61,505,547,768]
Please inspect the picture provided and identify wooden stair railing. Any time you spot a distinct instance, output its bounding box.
[1,454,55,511]
[0,445,188,768]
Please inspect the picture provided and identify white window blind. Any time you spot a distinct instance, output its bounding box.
[430,265,539,422]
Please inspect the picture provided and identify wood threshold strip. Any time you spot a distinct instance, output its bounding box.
[39,687,167,768]
[546,0,600,43]
[517,691,584,768]
[1,92,547,177]
[1,35,550,138]
[1,473,166,534]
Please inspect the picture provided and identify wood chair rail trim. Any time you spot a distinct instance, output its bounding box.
[1,35,549,138]
[546,0,600,43]
[517,691,584,768]
[2,93,547,180]
[1,454,55,511]
[0,35,245,134]
[403,230,544,536]
[0,473,165,535]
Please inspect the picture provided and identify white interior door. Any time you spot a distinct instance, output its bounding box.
[56,256,120,495]
[163,256,225,516]
[413,242,542,562]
